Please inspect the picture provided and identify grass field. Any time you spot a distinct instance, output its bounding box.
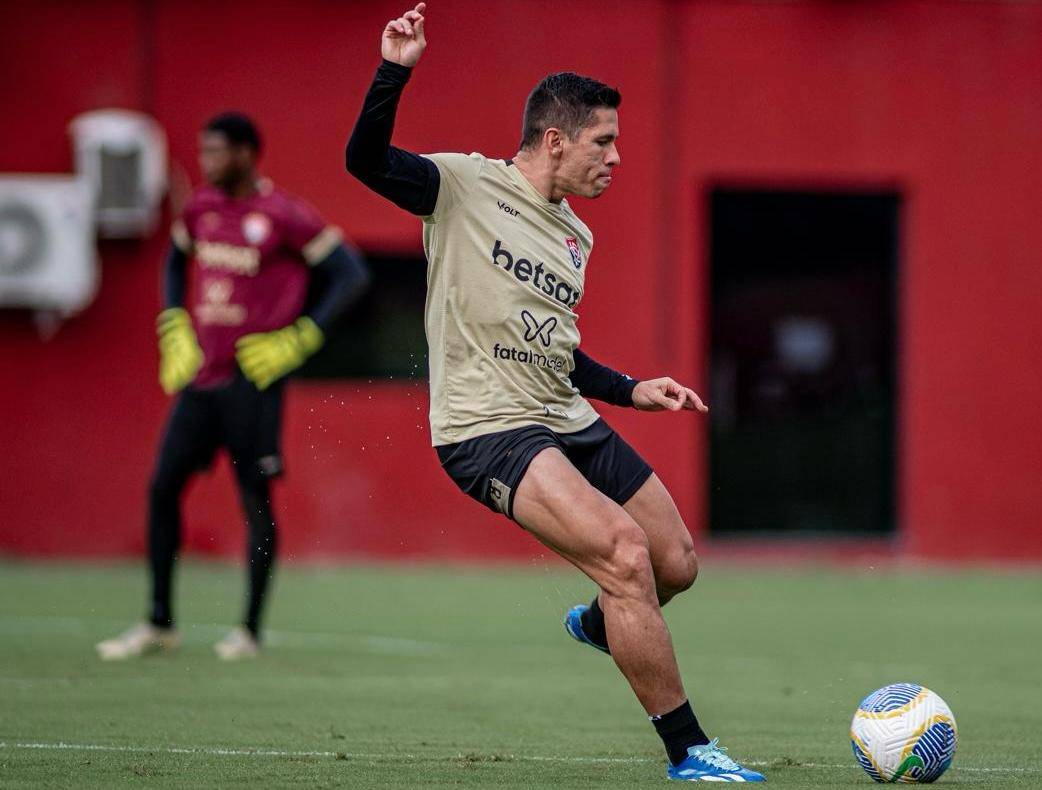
[1,559,1040,788]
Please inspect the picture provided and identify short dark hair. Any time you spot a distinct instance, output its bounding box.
[520,73,621,150]
[204,112,262,152]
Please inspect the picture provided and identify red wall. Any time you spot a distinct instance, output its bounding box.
[2,1,1040,561]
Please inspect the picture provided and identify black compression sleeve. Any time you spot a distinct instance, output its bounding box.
[346,60,440,215]
[306,244,371,331]
[162,243,188,309]
[571,348,639,407]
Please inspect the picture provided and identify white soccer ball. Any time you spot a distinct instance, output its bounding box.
[850,683,958,783]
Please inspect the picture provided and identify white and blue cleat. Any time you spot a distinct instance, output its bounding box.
[563,604,610,655]
[564,606,762,781]
[667,739,766,782]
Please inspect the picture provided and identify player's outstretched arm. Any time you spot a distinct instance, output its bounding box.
[570,349,707,413]
[345,3,439,215]
[631,377,708,413]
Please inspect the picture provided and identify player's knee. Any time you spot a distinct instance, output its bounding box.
[603,522,654,598]
[659,546,699,598]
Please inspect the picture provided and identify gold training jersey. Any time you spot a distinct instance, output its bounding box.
[421,152,600,446]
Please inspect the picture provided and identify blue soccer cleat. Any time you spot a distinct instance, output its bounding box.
[667,739,766,782]
[563,604,610,655]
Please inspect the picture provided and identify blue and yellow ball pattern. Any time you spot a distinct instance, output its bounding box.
[850,683,957,783]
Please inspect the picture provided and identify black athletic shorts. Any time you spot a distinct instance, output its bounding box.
[155,374,285,481]
[436,418,653,520]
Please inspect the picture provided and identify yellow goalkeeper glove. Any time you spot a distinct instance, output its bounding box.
[157,307,203,395]
[235,316,324,391]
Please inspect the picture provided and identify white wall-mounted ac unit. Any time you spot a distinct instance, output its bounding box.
[70,109,168,239]
[0,175,98,315]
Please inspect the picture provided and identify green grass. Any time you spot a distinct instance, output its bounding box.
[0,559,1040,787]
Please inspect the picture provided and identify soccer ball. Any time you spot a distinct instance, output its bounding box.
[850,683,957,783]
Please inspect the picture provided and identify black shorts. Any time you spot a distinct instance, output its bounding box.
[436,418,653,520]
[154,374,285,483]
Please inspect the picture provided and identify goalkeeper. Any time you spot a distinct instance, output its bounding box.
[97,112,368,661]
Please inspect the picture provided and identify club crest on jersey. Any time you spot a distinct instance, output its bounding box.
[565,237,583,269]
[242,212,272,245]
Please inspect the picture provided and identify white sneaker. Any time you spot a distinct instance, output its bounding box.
[96,622,180,660]
[214,627,259,661]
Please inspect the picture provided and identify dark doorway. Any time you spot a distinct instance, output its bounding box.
[298,251,428,381]
[708,189,899,536]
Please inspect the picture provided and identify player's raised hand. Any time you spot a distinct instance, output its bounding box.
[632,377,708,413]
[382,3,427,68]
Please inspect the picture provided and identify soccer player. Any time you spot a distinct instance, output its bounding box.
[97,113,369,661]
[345,4,764,783]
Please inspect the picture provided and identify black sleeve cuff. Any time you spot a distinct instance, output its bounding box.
[617,375,639,407]
[571,348,639,408]
[378,59,413,82]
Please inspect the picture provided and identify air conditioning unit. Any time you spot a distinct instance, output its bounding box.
[69,109,168,239]
[0,175,98,315]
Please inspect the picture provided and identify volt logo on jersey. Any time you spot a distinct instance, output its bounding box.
[521,310,557,347]
[565,237,583,269]
[497,200,521,218]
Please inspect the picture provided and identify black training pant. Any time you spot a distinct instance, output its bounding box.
[148,375,284,636]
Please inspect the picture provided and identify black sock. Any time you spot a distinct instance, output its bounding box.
[580,597,609,652]
[651,700,710,766]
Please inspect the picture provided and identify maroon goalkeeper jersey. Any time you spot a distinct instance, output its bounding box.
[171,180,341,388]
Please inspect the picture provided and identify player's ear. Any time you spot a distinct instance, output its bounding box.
[545,127,564,157]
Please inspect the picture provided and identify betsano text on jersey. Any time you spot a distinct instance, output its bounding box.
[491,240,581,309]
